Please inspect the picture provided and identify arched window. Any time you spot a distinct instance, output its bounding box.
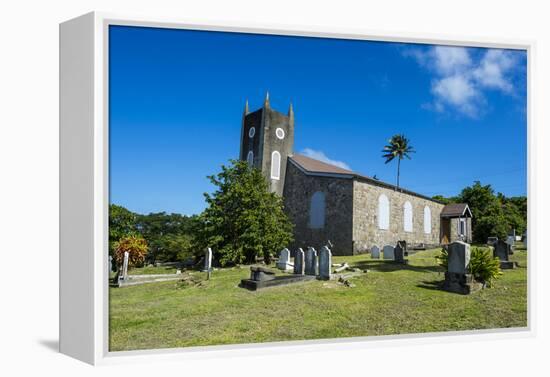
[403,201,413,232]
[424,206,431,234]
[247,150,254,166]
[378,194,390,230]
[309,191,325,229]
[271,151,281,180]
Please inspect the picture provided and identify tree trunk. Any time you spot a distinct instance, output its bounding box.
[397,158,401,188]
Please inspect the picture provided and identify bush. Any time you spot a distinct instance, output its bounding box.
[469,246,502,287]
[435,246,501,287]
[113,234,148,269]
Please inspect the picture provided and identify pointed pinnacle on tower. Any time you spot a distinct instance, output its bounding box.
[244,99,249,115]
[264,91,270,108]
[288,102,294,118]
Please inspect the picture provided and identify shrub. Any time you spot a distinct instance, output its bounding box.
[435,247,448,270]
[113,234,148,269]
[469,246,502,287]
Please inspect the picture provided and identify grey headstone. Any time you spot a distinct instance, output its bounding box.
[447,241,470,274]
[494,240,510,261]
[318,246,332,280]
[121,251,129,280]
[108,255,114,272]
[276,248,292,270]
[383,245,394,260]
[305,247,318,276]
[294,248,305,275]
[204,247,213,271]
[394,244,404,263]
[371,245,380,259]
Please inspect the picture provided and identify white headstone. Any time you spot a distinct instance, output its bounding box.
[371,245,380,259]
[121,251,129,280]
[383,245,394,260]
[318,246,332,280]
[276,248,293,270]
[506,235,515,246]
[305,247,318,276]
[204,247,213,271]
[108,255,114,272]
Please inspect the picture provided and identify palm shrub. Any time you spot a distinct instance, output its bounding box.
[469,246,502,287]
[435,247,448,270]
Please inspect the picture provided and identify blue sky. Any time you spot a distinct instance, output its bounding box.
[109,25,527,215]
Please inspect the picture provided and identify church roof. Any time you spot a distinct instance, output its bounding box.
[288,154,444,204]
[440,203,472,218]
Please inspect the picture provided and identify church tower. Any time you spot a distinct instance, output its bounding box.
[239,93,295,196]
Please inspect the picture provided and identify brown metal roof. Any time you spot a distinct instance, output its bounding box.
[289,154,355,175]
[441,203,472,217]
[288,154,444,204]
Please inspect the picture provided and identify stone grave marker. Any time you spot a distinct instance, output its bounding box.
[203,247,213,272]
[318,246,332,280]
[443,241,481,294]
[383,245,394,260]
[394,243,406,264]
[121,251,129,280]
[371,245,380,259]
[494,240,515,269]
[305,247,318,276]
[276,248,293,271]
[108,255,114,272]
[294,248,305,275]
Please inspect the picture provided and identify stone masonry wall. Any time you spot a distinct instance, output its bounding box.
[283,162,354,256]
[352,180,444,253]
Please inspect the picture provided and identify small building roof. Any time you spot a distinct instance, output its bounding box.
[441,203,472,218]
[288,154,443,204]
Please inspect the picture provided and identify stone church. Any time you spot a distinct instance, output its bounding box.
[239,95,472,256]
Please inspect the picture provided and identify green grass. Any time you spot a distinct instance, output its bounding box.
[109,248,527,351]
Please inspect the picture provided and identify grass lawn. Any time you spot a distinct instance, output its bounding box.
[109,247,527,351]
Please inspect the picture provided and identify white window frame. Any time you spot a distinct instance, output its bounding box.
[424,206,431,234]
[247,150,254,166]
[248,126,255,138]
[276,128,285,139]
[378,194,390,230]
[403,201,413,232]
[271,151,281,180]
[459,218,466,236]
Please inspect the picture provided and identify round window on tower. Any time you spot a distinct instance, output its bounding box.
[248,127,256,138]
[276,128,285,140]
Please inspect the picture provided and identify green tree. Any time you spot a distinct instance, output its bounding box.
[382,134,415,188]
[109,204,137,254]
[113,234,148,269]
[196,160,294,265]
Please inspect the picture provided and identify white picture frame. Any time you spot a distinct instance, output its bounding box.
[59,11,534,365]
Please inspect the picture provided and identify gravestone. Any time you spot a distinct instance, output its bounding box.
[318,246,332,280]
[121,251,129,280]
[505,235,515,254]
[305,247,318,276]
[108,255,114,272]
[442,241,481,294]
[494,240,515,269]
[203,247,213,272]
[371,245,380,259]
[276,248,293,271]
[397,240,408,256]
[383,245,394,260]
[394,243,407,264]
[294,248,305,275]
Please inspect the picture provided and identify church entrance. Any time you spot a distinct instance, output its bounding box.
[440,218,450,244]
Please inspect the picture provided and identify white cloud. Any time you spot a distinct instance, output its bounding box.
[300,148,351,170]
[405,46,519,118]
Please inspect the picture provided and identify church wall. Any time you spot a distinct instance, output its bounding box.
[352,180,444,253]
[283,162,354,256]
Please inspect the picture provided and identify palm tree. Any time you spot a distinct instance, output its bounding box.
[382,134,415,188]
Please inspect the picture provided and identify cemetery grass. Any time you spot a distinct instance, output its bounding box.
[109,248,527,351]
